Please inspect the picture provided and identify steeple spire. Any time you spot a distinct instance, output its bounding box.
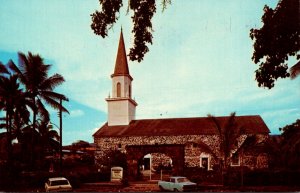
[106,29,137,126]
[111,29,132,80]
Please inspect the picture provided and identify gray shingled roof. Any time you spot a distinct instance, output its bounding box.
[93,115,270,137]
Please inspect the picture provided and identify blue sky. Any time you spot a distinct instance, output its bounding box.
[1,0,300,145]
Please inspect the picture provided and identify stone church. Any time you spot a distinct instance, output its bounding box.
[93,30,270,176]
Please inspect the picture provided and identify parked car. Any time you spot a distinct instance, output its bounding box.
[158,176,197,192]
[45,177,73,192]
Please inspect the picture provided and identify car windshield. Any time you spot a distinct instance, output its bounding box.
[177,177,190,183]
[51,180,69,186]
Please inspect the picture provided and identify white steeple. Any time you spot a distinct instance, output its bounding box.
[106,30,137,126]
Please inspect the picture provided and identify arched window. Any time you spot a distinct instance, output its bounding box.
[117,82,121,97]
[129,84,131,98]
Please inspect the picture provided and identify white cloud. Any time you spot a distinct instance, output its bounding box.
[70,109,84,117]
[1,0,299,139]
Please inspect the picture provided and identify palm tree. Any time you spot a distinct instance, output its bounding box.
[0,61,9,110]
[0,62,34,171]
[208,112,244,185]
[0,73,31,170]
[0,64,14,162]
[9,52,69,167]
[0,61,9,74]
[36,118,60,162]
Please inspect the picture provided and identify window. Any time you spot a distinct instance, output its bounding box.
[51,180,69,186]
[201,157,208,170]
[200,153,211,170]
[177,177,190,183]
[231,152,240,166]
[117,82,121,97]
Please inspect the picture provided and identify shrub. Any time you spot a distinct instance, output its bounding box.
[184,167,222,185]
[243,169,300,186]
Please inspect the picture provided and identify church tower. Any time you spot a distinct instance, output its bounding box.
[106,30,137,126]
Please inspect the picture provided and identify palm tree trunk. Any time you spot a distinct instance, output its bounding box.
[6,109,13,184]
[6,110,12,161]
[31,97,37,170]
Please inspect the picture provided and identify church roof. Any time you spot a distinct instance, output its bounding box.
[111,29,132,80]
[93,115,270,137]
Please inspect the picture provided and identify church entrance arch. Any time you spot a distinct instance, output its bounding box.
[139,153,173,180]
[126,144,185,180]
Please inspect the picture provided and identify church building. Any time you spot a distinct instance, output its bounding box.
[93,30,270,176]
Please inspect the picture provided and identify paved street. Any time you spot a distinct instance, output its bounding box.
[73,181,300,192]
[74,181,160,192]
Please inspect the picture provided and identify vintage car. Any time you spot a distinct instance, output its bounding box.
[158,176,197,192]
[45,177,73,192]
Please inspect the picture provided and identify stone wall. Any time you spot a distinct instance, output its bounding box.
[94,134,268,170]
[95,135,220,167]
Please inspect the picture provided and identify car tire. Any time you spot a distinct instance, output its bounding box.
[174,188,179,192]
[159,185,164,191]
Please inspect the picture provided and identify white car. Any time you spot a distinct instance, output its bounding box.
[158,176,197,192]
[45,177,73,192]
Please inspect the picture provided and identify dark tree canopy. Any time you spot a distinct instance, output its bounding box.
[91,0,171,62]
[279,119,300,169]
[279,119,300,140]
[250,0,300,89]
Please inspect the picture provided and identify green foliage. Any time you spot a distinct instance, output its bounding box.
[266,120,300,170]
[71,140,90,148]
[91,0,123,38]
[0,52,68,171]
[280,119,300,139]
[0,62,9,74]
[128,0,156,62]
[91,0,171,62]
[279,119,300,169]
[250,0,300,89]
[98,149,127,172]
[243,169,300,186]
[184,167,222,185]
[208,112,243,168]
[9,52,69,115]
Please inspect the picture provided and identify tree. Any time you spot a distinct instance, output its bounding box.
[91,0,171,62]
[0,74,32,138]
[279,119,300,169]
[0,65,33,176]
[208,112,244,169]
[250,0,300,89]
[98,149,127,172]
[0,74,20,164]
[8,52,69,167]
[0,62,9,74]
[0,62,9,109]
[35,118,60,162]
[71,140,90,149]
[208,112,245,185]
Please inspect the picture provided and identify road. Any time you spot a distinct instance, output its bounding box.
[74,181,160,192]
[74,182,300,192]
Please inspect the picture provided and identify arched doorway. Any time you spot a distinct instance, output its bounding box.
[139,153,173,180]
[126,144,185,180]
